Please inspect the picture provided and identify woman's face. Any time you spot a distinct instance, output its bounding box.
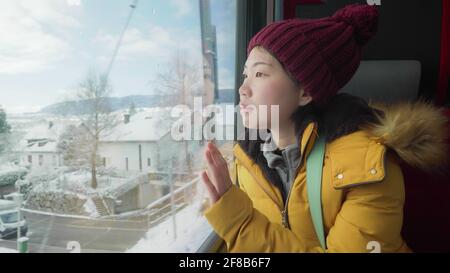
[239,46,311,130]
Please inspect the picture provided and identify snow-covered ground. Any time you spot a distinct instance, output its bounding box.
[126,200,213,253]
[30,168,130,196]
[24,168,144,217]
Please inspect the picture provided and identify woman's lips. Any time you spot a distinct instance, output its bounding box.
[239,104,254,113]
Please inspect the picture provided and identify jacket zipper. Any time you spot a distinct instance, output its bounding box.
[235,123,318,229]
[281,126,317,229]
[281,161,300,229]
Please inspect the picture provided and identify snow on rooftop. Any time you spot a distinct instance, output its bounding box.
[20,118,78,142]
[22,140,59,153]
[23,124,62,141]
[101,108,173,142]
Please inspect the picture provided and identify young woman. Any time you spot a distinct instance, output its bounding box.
[200,4,448,253]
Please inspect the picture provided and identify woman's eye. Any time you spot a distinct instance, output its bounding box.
[242,72,265,79]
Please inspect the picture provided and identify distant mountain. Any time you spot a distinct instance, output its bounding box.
[40,89,236,115]
[40,95,173,115]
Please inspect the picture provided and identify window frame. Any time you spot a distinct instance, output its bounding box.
[197,0,273,253]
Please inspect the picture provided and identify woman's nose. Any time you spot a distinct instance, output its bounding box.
[239,82,251,98]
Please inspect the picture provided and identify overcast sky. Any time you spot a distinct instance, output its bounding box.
[0,0,236,114]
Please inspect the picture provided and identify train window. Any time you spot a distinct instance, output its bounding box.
[0,0,237,253]
[2,0,448,256]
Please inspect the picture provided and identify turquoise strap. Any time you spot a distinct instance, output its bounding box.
[306,129,327,250]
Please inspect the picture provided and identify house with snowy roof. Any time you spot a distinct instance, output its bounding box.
[98,108,203,175]
[18,121,68,169]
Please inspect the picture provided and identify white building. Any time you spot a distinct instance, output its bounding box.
[98,108,202,175]
[18,121,67,170]
[21,140,63,169]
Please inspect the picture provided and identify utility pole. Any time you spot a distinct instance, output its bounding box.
[6,191,25,252]
[168,157,177,240]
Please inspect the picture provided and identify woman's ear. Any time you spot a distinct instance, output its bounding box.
[298,88,312,106]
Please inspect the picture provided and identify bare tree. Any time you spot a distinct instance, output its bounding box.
[73,71,120,189]
[57,125,91,169]
[154,51,203,107]
[153,53,203,172]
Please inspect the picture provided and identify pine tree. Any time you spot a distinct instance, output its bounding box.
[0,107,11,154]
[0,107,11,134]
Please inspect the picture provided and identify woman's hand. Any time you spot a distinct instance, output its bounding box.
[201,141,233,204]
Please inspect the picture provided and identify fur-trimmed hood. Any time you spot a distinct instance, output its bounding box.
[365,100,449,173]
[320,93,449,173]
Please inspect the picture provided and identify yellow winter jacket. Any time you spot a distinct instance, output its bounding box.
[205,120,411,253]
[204,98,448,253]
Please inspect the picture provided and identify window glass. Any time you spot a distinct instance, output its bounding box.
[0,0,237,253]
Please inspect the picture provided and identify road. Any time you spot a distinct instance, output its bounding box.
[0,210,150,253]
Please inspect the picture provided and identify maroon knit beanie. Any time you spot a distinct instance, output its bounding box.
[247,4,379,105]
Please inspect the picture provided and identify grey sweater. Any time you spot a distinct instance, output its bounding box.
[262,134,301,198]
